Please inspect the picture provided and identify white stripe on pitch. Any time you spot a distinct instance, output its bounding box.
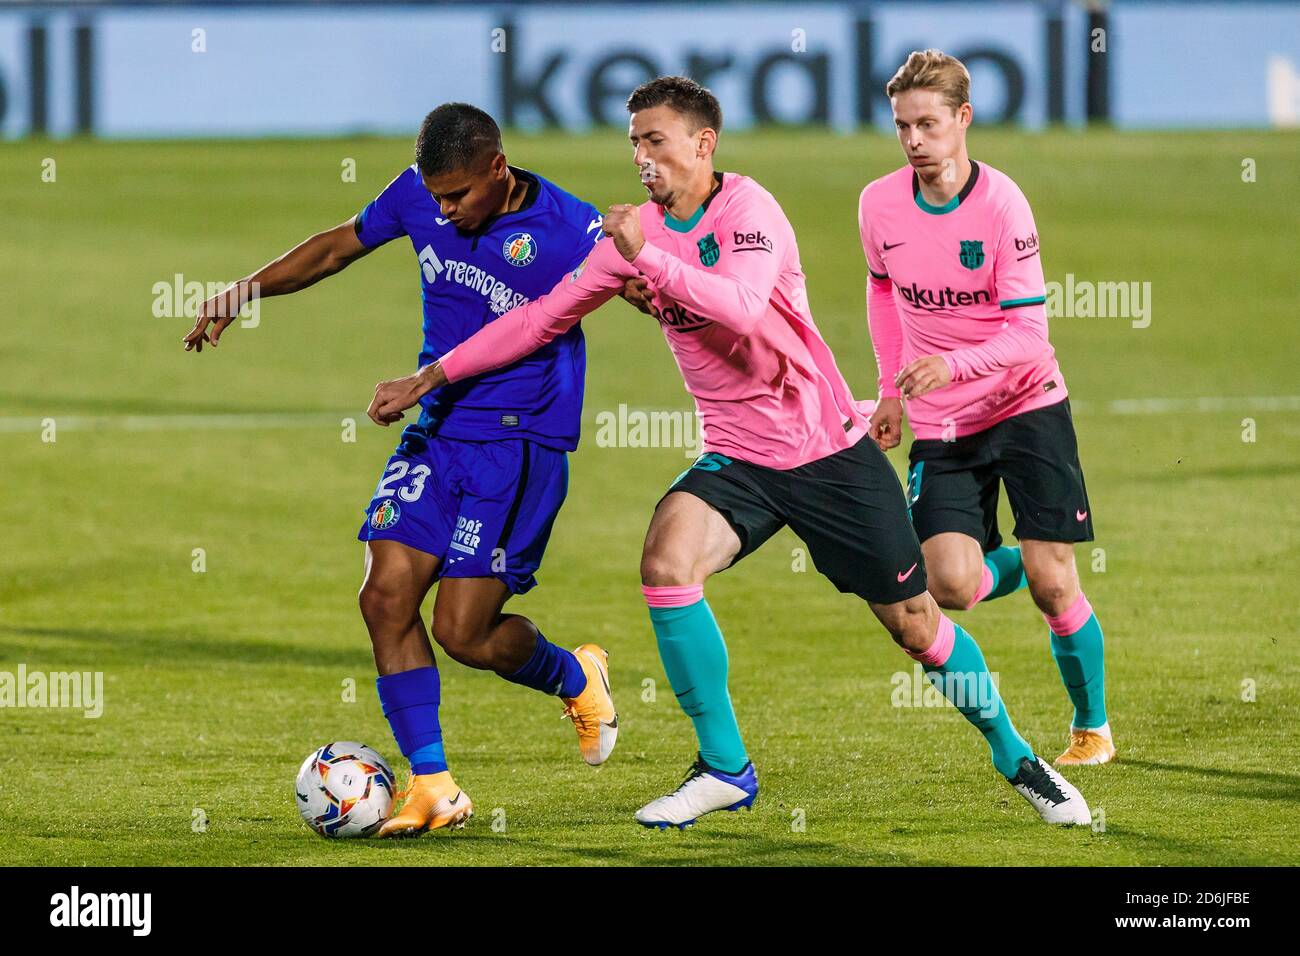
[0,412,355,433]
[1072,396,1300,415]
[0,396,1298,434]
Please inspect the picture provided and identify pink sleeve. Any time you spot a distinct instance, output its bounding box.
[992,186,1047,311]
[867,278,904,398]
[941,305,1049,382]
[857,185,890,281]
[439,238,632,384]
[941,189,1050,383]
[630,187,783,337]
[859,189,903,398]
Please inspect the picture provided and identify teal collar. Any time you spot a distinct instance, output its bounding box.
[664,204,707,233]
[663,172,725,232]
[912,160,980,215]
[914,191,960,215]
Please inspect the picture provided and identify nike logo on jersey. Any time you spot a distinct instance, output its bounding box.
[435,217,451,226]
[883,241,906,250]
[1076,510,1088,522]
[897,563,918,583]
[586,216,603,235]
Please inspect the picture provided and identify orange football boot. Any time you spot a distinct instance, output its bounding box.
[561,644,618,766]
[377,770,473,837]
[1054,728,1117,766]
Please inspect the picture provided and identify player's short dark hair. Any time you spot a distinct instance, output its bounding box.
[626,76,723,134]
[414,103,503,177]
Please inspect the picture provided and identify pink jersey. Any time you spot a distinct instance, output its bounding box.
[440,172,869,470]
[858,160,1066,440]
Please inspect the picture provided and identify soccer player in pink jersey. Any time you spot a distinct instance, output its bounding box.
[369,76,1092,827]
[860,50,1113,767]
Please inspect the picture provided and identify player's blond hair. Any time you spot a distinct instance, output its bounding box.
[885,50,971,112]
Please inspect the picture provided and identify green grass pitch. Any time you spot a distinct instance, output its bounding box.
[0,128,1297,866]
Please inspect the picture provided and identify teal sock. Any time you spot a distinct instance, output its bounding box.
[983,546,1027,601]
[1049,613,1107,729]
[648,599,748,773]
[922,623,1034,779]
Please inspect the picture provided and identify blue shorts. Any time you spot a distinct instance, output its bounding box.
[357,424,568,594]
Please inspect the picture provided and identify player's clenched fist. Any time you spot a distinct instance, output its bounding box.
[619,277,659,317]
[367,364,445,427]
[895,354,952,400]
[868,397,904,451]
[603,204,645,262]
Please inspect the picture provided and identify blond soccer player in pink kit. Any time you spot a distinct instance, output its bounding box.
[861,51,1113,767]
[369,76,1092,828]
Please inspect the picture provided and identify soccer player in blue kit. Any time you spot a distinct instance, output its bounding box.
[183,104,620,836]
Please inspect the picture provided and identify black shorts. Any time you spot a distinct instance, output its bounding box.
[906,398,1094,552]
[663,435,927,604]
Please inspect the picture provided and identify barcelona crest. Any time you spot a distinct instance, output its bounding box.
[959,240,984,270]
[697,232,720,267]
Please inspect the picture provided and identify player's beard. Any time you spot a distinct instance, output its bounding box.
[643,180,671,208]
[640,164,670,207]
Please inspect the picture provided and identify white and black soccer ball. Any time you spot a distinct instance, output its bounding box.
[295,741,397,838]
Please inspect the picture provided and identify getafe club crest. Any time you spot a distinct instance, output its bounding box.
[503,232,537,267]
[370,499,401,531]
[697,232,720,267]
[959,240,985,270]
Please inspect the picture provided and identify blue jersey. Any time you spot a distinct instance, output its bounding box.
[355,165,602,451]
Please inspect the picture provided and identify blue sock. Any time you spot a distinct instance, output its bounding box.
[376,665,447,775]
[505,632,586,698]
[983,546,1028,602]
[918,620,1034,779]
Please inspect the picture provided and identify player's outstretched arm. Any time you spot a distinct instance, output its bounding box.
[182,217,371,353]
[366,238,632,427]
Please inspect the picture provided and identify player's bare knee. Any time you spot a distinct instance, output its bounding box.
[358,577,414,632]
[928,570,978,611]
[640,550,697,588]
[429,616,489,668]
[874,593,937,652]
[1027,570,1077,616]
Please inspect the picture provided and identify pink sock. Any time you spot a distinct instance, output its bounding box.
[1044,593,1093,636]
[907,614,956,667]
[642,584,704,608]
[965,565,994,609]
